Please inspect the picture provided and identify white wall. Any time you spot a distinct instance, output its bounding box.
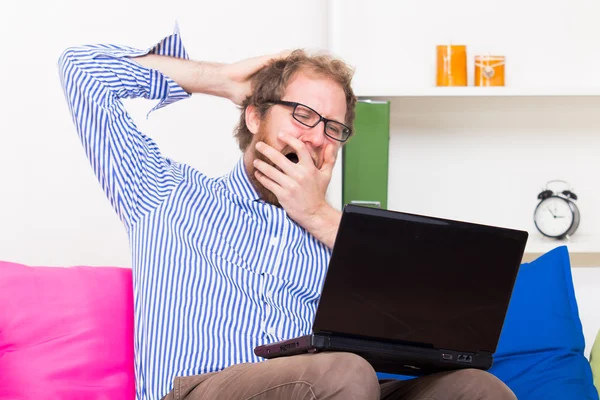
[0,0,329,267]
[386,96,600,255]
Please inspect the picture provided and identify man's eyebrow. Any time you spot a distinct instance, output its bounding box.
[319,108,345,123]
[330,113,347,124]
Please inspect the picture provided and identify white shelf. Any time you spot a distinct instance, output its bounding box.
[526,234,598,254]
[356,87,600,98]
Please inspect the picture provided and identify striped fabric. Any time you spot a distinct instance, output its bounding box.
[58,27,331,400]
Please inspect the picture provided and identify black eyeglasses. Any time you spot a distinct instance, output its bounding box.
[269,100,352,142]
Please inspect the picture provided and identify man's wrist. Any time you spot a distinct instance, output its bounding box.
[302,203,342,250]
[192,61,231,98]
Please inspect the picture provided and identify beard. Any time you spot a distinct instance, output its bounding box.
[247,128,282,207]
[245,127,320,208]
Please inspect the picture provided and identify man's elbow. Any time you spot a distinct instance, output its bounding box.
[57,47,83,79]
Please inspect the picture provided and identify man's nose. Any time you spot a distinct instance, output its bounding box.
[302,123,326,148]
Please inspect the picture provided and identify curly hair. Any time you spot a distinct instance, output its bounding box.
[235,49,357,151]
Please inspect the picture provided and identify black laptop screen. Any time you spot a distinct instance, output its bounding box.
[312,205,528,354]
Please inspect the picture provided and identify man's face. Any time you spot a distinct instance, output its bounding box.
[245,71,347,206]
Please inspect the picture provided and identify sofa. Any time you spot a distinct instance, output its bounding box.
[0,245,598,399]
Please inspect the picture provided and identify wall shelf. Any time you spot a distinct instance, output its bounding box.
[523,252,600,268]
[357,87,600,98]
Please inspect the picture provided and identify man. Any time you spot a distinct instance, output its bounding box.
[58,26,516,400]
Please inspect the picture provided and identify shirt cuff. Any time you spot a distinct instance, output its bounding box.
[146,24,192,115]
[93,23,191,116]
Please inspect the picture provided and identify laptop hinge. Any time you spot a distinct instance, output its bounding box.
[314,331,436,350]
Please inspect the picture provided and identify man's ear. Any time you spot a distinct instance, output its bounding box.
[245,105,261,135]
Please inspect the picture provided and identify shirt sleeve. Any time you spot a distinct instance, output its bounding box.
[58,27,191,229]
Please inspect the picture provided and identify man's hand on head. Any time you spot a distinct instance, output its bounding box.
[222,50,291,105]
[253,132,341,249]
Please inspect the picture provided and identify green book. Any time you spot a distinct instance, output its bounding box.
[342,100,390,209]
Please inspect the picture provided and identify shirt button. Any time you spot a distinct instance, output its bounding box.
[266,290,273,298]
[267,326,276,336]
[270,236,278,246]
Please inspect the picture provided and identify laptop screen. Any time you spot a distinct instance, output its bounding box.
[312,205,528,354]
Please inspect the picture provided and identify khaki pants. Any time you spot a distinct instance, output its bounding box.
[161,352,516,400]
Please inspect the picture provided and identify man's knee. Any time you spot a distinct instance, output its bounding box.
[451,369,516,399]
[311,352,379,400]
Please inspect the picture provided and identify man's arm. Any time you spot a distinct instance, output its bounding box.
[133,51,289,105]
[59,29,284,228]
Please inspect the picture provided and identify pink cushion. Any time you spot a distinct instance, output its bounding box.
[0,261,135,399]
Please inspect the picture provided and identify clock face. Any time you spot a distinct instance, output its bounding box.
[534,197,574,237]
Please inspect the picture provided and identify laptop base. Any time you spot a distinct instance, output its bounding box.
[254,334,492,376]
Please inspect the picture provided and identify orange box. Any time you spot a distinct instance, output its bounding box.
[475,55,505,86]
[436,45,467,86]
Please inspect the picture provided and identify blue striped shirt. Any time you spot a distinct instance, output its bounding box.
[58,27,331,400]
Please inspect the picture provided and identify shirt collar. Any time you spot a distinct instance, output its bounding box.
[226,157,261,201]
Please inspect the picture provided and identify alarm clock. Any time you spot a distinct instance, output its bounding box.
[533,180,580,240]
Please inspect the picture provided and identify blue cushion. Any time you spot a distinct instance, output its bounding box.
[489,245,597,399]
[376,246,597,400]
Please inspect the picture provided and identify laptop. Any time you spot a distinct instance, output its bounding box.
[254,204,528,376]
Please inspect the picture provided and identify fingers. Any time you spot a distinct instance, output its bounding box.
[276,132,313,166]
[320,143,338,174]
[255,132,336,177]
[255,141,296,176]
[254,170,280,197]
[253,158,294,188]
[227,50,292,105]
[242,50,292,75]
